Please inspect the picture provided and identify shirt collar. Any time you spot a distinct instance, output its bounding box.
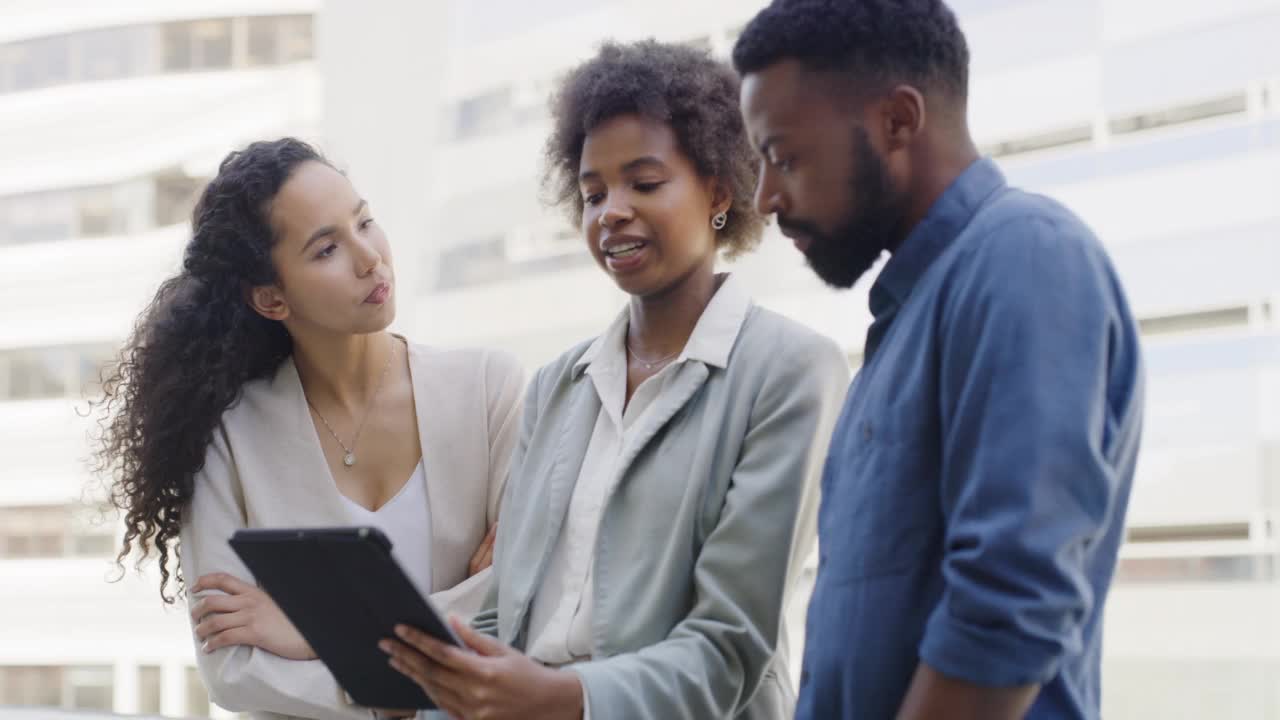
[573,272,752,378]
[870,157,1006,317]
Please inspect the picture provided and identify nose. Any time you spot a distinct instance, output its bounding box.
[351,236,382,277]
[753,165,786,217]
[598,196,634,231]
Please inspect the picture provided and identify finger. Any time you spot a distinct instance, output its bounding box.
[392,626,479,672]
[194,610,248,641]
[468,528,496,575]
[192,572,255,596]
[450,616,508,657]
[202,627,252,653]
[476,542,494,573]
[190,594,245,623]
[384,649,469,712]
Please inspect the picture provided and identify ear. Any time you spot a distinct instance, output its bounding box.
[247,284,290,322]
[706,176,734,219]
[878,85,927,153]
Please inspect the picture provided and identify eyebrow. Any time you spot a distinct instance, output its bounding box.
[300,199,368,255]
[578,156,667,182]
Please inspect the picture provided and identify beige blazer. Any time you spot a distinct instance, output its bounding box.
[180,343,524,720]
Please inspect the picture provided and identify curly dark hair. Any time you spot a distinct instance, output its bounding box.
[732,0,970,101]
[544,40,764,258]
[93,138,327,603]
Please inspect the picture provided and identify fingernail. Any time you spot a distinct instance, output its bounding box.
[201,642,210,654]
[378,640,391,653]
[394,625,408,638]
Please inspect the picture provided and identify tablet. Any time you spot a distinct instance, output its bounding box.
[229,526,461,710]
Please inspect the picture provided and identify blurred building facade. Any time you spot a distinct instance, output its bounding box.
[0,0,1277,716]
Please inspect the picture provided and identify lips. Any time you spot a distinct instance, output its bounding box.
[601,235,650,273]
[364,282,391,305]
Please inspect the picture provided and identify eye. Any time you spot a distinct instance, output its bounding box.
[316,243,337,259]
[634,181,665,192]
[359,217,375,230]
[584,192,605,206]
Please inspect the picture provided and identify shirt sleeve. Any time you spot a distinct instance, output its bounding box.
[181,426,376,719]
[920,216,1140,686]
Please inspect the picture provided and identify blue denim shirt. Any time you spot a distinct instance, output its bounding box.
[797,159,1144,720]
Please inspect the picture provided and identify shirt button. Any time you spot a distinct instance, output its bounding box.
[801,670,811,686]
[862,422,873,441]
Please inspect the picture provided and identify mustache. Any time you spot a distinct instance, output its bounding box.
[776,215,824,240]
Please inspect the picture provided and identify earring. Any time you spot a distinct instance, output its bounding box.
[711,211,728,230]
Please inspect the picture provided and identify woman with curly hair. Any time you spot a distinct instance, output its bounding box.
[94,138,523,719]
[380,41,850,720]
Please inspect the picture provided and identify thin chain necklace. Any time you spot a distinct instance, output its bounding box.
[306,338,395,468]
[626,341,680,371]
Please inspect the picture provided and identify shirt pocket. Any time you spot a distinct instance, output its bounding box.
[818,408,938,583]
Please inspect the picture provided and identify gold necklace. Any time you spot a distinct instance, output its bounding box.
[626,341,680,371]
[306,339,395,468]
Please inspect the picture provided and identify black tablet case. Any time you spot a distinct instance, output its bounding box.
[229,527,460,709]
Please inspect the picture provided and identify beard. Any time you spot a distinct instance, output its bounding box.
[778,127,903,290]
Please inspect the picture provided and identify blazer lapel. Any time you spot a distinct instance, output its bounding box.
[505,374,601,643]
[612,361,710,484]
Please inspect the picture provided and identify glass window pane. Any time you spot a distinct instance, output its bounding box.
[78,186,128,237]
[9,36,72,91]
[0,506,68,558]
[76,27,137,82]
[68,666,113,710]
[138,666,162,714]
[190,19,232,69]
[154,171,206,227]
[0,666,63,705]
[246,16,280,66]
[6,347,71,400]
[277,15,314,63]
[161,22,193,71]
[186,666,211,717]
[3,190,76,245]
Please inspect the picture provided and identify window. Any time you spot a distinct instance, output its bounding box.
[186,666,211,717]
[78,187,129,237]
[7,35,71,91]
[1110,92,1248,137]
[138,666,162,715]
[6,347,72,401]
[0,343,117,402]
[162,19,233,71]
[982,124,1093,158]
[75,26,152,82]
[67,666,113,710]
[275,15,315,64]
[1139,306,1250,336]
[0,15,315,95]
[154,170,206,227]
[0,506,68,559]
[0,505,117,559]
[1115,554,1274,584]
[0,666,62,706]
[0,189,76,245]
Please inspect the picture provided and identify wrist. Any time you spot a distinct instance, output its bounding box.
[551,668,584,720]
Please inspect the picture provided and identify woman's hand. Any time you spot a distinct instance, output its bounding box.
[381,617,583,720]
[190,572,316,661]
[467,524,498,577]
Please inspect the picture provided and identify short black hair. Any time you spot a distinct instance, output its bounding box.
[732,0,970,100]
[545,40,764,257]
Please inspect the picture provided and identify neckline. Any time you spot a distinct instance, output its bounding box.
[340,457,425,514]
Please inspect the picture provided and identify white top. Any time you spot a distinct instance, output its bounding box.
[524,274,751,667]
[341,459,433,599]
